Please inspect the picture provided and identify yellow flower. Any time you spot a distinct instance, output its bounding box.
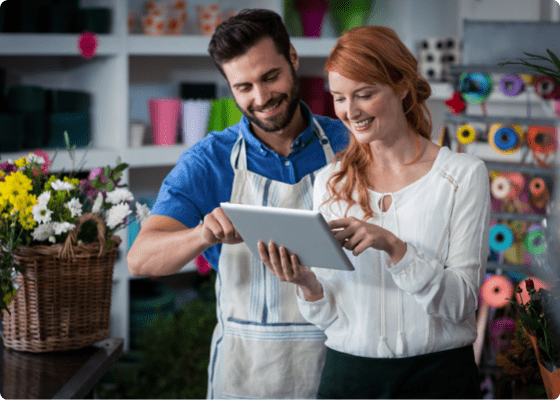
[0,172,32,205]
[14,157,29,169]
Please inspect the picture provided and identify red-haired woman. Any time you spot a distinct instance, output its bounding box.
[258,25,490,399]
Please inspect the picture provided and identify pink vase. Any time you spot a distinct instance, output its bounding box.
[149,98,181,146]
[294,0,329,37]
[300,77,326,116]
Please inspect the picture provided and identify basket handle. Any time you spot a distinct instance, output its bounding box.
[59,213,107,259]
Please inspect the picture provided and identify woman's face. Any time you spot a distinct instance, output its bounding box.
[328,71,407,144]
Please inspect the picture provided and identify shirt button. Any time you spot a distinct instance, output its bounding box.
[284,161,291,166]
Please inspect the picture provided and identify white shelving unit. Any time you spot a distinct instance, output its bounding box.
[1,0,554,351]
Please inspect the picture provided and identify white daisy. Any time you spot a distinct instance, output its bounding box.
[106,188,134,205]
[37,191,51,206]
[51,179,74,191]
[48,235,56,244]
[135,202,151,226]
[92,193,104,213]
[66,197,83,218]
[32,204,53,224]
[27,153,45,165]
[31,223,55,241]
[53,222,76,236]
[106,203,132,229]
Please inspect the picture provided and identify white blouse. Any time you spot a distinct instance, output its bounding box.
[297,146,491,358]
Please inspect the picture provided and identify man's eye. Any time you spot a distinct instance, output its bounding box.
[265,74,279,82]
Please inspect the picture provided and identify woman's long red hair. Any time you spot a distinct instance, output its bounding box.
[323,26,433,220]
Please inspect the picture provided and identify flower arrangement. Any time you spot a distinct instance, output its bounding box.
[509,279,560,372]
[0,138,150,314]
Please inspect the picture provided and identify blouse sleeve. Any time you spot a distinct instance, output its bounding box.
[388,160,491,323]
[295,165,342,331]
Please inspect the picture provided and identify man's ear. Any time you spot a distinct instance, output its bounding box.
[289,43,299,71]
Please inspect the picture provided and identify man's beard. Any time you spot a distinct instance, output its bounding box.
[235,67,301,133]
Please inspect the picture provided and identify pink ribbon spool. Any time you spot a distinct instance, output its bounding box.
[490,317,516,354]
[480,275,514,308]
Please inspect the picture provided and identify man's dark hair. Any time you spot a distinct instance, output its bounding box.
[208,9,292,77]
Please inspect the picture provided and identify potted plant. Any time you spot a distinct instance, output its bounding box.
[0,133,150,352]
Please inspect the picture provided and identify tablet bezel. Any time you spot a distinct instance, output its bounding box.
[220,203,355,271]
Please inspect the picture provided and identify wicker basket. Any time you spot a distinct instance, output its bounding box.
[1,213,121,352]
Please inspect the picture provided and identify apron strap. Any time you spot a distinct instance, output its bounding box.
[231,117,335,171]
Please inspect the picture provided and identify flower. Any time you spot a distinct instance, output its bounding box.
[136,202,150,226]
[509,279,560,371]
[106,203,132,229]
[0,140,151,313]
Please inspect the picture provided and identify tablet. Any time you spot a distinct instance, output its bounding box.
[220,203,355,271]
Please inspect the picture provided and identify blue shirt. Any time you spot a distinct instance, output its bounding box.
[150,102,349,269]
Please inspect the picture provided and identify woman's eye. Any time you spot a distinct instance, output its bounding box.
[334,97,344,103]
[358,94,371,99]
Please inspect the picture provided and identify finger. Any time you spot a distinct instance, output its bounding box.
[290,253,301,280]
[214,207,240,242]
[268,241,284,277]
[258,241,276,275]
[279,246,294,279]
[328,218,351,230]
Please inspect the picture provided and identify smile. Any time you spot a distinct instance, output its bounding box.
[260,99,283,115]
[351,117,374,130]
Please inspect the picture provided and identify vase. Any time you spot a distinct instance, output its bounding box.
[149,98,181,146]
[528,333,560,399]
[294,0,329,37]
[181,99,212,146]
[330,0,373,36]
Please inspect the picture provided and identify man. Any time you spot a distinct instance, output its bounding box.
[127,9,349,399]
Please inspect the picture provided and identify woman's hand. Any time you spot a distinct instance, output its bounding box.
[258,241,324,302]
[328,217,407,264]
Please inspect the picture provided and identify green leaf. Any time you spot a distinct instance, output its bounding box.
[106,180,115,192]
[546,49,560,69]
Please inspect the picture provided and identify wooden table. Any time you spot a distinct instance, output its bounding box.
[0,337,123,399]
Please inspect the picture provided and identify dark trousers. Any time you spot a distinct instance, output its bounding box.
[317,345,482,399]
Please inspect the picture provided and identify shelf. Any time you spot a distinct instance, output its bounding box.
[127,35,211,56]
[0,34,121,56]
[124,145,189,168]
[444,113,559,127]
[483,161,556,176]
[290,37,338,57]
[1,148,122,172]
[491,211,548,222]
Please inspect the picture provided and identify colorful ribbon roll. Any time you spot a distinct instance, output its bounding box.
[529,177,548,209]
[516,277,549,304]
[527,126,558,154]
[480,274,514,308]
[459,73,493,104]
[500,172,525,200]
[499,74,524,97]
[535,75,560,100]
[488,123,523,155]
[524,229,546,254]
[490,176,512,199]
[456,124,477,144]
[490,318,516,354]
[489,224,514,252]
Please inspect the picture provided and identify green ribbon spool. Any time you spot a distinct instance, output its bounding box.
[524,230,546,255]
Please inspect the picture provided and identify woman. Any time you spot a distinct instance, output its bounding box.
[258,26,490,399]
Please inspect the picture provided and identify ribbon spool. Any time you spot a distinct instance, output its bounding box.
[499,74,524,97]
[535,75,560,100]
[459,73,493,104]
[488,123,523,155]
[524,229,546,255]
[489,224,514,252]
[527,126,558,154]
[490,176,512,200]
[456,124,477,144]
[516,277,549,304]
[490,318,516,354]
[480,274,514,308]
[529,177,548,209]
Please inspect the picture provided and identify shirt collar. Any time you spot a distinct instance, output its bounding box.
[239,101,316,156]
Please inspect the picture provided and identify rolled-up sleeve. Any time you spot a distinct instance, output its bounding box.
[388,161,491,323]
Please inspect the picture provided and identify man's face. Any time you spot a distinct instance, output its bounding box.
[222,37,301,133]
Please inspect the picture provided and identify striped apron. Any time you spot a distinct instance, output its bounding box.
[207,118,335,399]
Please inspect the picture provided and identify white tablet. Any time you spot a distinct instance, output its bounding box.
[220,203,355,271]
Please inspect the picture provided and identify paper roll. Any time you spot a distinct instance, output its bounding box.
[524,230,546,255]
[456,124,477,144]
[490,176,512,200]
[535,75,560,100]
[489,224,514,252]
[499,74,524,97]
[490,318,516,354]
[459,73,493,103]
[480,274,514,308]
[529,177,546,197]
